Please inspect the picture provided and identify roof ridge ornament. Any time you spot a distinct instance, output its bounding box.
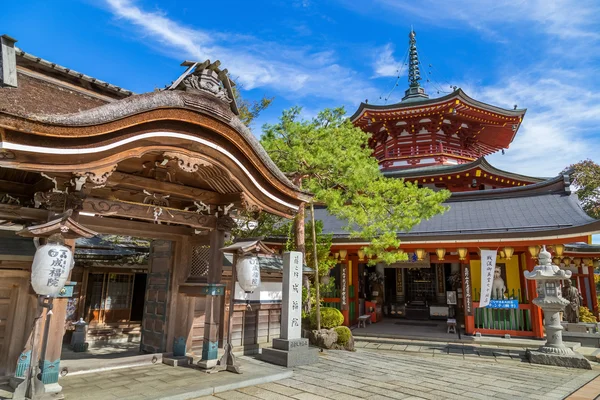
[402,29,429,103]
[168,59,239,115]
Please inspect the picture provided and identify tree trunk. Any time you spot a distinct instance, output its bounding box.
[310,202,321,330]
[293,176,305,257]
[295,202,305,255]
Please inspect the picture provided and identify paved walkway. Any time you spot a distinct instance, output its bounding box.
[60,347,600,400]
[192,349,599,400]
[60,356,292,400]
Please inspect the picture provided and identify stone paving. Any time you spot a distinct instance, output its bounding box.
[193,349,599,400]
[59,342,600,400]
[60,356,293,400]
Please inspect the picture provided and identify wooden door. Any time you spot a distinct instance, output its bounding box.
[104,273,134,324]
[140,240,172,354]
[85,272,134,325]
[0,271,31,376]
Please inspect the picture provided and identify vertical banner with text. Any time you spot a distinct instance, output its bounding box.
[282,251,303,340]
[479,249,497,308]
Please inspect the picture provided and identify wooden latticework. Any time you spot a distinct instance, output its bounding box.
[190,245,210,277]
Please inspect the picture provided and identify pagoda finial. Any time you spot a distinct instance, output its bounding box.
[402,29,429,103]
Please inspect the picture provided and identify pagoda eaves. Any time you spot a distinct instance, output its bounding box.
[351,89,526,171]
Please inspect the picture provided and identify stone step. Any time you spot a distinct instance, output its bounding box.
[261,346,319,368]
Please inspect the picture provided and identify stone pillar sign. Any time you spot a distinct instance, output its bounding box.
[262,251,318,367]
[281,251,302,339]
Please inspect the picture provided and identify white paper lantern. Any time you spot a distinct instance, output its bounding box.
[236,255,260,293]
[31,243,74,296]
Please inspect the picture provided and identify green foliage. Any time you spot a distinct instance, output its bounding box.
[310,307,344,329]
[305,219,336,277]
[231,210,290,241]
[231,83,274,127]
[565,159,600,219]
[334,326,352,346]
[261,106,450,265]
[579,306,598,323]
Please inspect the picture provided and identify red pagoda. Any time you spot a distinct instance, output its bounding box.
[350,30,530,190]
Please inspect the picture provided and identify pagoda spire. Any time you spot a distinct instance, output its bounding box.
[402,29,429,102]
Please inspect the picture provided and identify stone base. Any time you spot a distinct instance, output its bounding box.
[162,355,193,367]
[262,338,318,368]
[197,358,218,369]
[527,349,592,370]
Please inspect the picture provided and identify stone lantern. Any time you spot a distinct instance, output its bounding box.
[523,246,591,369]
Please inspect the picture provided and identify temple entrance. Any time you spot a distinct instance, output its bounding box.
[405,267,436,304]
[61,237,163,369]
[381,263,454,322]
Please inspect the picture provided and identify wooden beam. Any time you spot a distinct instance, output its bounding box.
[0,204,48,221]
[107,171,240,204]
[79,215,196,239]
[0,179,33,196]
[82,197,216,230]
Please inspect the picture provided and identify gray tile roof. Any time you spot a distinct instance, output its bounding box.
[313,190,597,239]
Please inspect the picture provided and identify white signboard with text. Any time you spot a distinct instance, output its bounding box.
[479,249,497,308]
[281,251,302,340]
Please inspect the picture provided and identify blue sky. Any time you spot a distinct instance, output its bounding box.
[1,0,600,242]
[1,0,599,175]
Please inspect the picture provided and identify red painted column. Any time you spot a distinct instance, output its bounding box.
[589,266,599,317]
[526,256,544,339]
[340,261,349,326]
[351,255,359,326]
[461,261,475,334]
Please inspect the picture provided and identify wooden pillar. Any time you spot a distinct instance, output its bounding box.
[525,255,544,339]
[35,237,76,391]
[199,220,227,368]
[171,236,194,357]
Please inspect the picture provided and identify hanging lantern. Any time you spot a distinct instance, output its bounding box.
[528,245,540,259]
[435,248,446,261]
[563,257,572,266]
[334,252,339,260]
[582,258,592,266]
[593,259,600,269]
[236,254,261,293]
[554,244,565,257]
[31,242,74,297]
[357,249,365,261]
[499,250,506,259]
[339,249,347,261]
[573,257,582,266]
[457,248,468,261]
[552,257,561,266]
[415,249,426,261]
[503,247,514,260]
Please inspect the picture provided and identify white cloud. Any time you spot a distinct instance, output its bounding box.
[466,68,600,176]
[372,43,403,78]
[346,0,600,41]
[104,0,378,103]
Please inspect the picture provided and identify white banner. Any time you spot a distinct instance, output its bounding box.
[479,249,497,308]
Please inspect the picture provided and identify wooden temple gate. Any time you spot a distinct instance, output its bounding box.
[0,56,309,395]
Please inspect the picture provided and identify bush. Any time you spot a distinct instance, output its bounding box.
[309,307,344,329]
[334,326,351,346]
[579,306,598,323]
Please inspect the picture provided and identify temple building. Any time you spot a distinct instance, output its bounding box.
[314,30,600,338]
[0,34,309,396]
